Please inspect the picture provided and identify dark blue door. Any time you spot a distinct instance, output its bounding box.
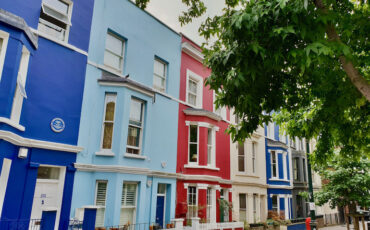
[155,196,165,227]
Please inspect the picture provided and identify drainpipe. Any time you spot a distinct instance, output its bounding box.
[306,141,317,229]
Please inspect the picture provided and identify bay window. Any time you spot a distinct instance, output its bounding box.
[206,188,211,223]
[271,151,278,178]
[126,98,145,155]
[207,128,215,166]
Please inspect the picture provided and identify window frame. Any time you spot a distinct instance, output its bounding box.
[253,194,258,223]
[186,69,203,108]
[153,58,167,92]
[293,157,299,181]
[38,0,73,42]
[187,186,198,218]
[0,30,9,82]
[238,141,245,172]
[270,151,279,179]
[11,46,30,124]
[302,158,307,182]
[252,142,257,174]
[213,91,227,120]
[271,195,279,212]
[99,93,117,153]
[267,122,275,140]
[126,98,145,155]
[94,180,108,227]
[188,125,199,165]
[239,193,247,222]
[120,182,138,226]
[206,188,212,223]
[104,32,125,72]
[207,128,216,167]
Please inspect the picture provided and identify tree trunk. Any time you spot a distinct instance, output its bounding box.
[314,0,370,101]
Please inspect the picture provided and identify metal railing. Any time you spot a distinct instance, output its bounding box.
[0,219,42,230]
[68,219,83,230]
[324,213,341,225]
[102,223,153,230]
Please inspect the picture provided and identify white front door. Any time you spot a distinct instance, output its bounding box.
[31,166,65,230]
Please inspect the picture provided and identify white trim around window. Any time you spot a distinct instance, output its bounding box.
[104,32,125,73]
[153,58,167,93]
[126,98,145,155]
[96,93,117,156]
[0,158,12,217]
[188,124,199,165]
[0,30,9,82]
[186,69,203,108]
[10,46,30,125]
[270,150,279,179]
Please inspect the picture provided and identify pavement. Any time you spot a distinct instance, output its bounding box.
[320,224,367,230]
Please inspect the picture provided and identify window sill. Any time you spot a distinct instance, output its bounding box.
[269,178,289,182]
[184,164,220,171]
[124,153,146,160]
[95,150,115,156]
[0,117,25,131]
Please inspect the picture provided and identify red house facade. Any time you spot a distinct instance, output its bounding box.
[175,36,232,223]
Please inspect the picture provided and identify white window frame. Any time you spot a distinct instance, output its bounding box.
[120,182,138,226]
[238,141,246,173]
[95,180,108,227]
[239,193,247,222]
[282,152,287,180]
[267,122,275,140]
[293,157,299,181]
[0,30,10,82]
[38,0,73,42]
[153,58,167,92]
[207,128,216,167]
[213,91,227,120]
[206,188,211,223]
[11,46,30,124]
[186,69,203,108]
[252,142,257,174]
[302,158,307,182]
[271,195,279,213]
[187,186,198,218]
[126,98,145,155]
[270,150,279,179]
[99,93,117,154]
[253,194,258,223]
[104,32,125,72]
[188,125,199,165]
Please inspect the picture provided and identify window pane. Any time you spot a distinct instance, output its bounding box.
[188,94,197,106]
[102,123,113,149]
[189,125,197,142]
[95,208,105,227]
[120,208,135,226]
[238,142,244,156]
[157,184,166,194]
[105,101,115,121]
[106,33,123,56]
[37,167,60,179]
[154,59,165,77]
[104,51,121,70]
[239,194,246,209]
[127,126,140,147]
[188,79,197,94]
[43,0,69,14]
[153,75,165,91]
[189,144,197,162]
[122,184,137,206]
[129,100,143,124]
[0,38,3,54]
[238,156,245,172]
[96,182,107,206]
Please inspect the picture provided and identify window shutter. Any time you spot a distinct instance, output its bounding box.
[95,181,107,227]
[120,184,137,225]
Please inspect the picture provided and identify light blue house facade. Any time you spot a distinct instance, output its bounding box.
[265,122,293,220]
[0,0,94,229]
[70,0,181,228]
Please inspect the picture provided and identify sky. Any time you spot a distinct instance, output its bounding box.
[145,0,225,45]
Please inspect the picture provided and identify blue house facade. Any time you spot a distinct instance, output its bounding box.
[0,0,94,229]
[265,122,293,220]
[70,0,181,228]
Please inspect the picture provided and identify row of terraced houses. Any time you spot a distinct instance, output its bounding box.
[0,0,337,229]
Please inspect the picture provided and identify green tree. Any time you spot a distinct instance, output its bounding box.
[315,156,370,229]
[136,0,369,165]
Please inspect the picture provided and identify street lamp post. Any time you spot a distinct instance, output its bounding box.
[306,141,317,229]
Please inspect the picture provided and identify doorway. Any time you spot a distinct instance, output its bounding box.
[155,184,166,228]
[30,166,65,230]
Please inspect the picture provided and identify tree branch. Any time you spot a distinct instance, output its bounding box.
[314,0,370,101]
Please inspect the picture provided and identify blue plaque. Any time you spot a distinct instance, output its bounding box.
[51,118,65,133]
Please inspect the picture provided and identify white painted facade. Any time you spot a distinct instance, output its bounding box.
[230,112,268,223]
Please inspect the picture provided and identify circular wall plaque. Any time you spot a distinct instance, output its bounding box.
[50,118,65,133]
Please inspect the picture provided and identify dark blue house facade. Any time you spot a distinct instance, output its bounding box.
[0,0,93,229]
[265,122,293,220]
